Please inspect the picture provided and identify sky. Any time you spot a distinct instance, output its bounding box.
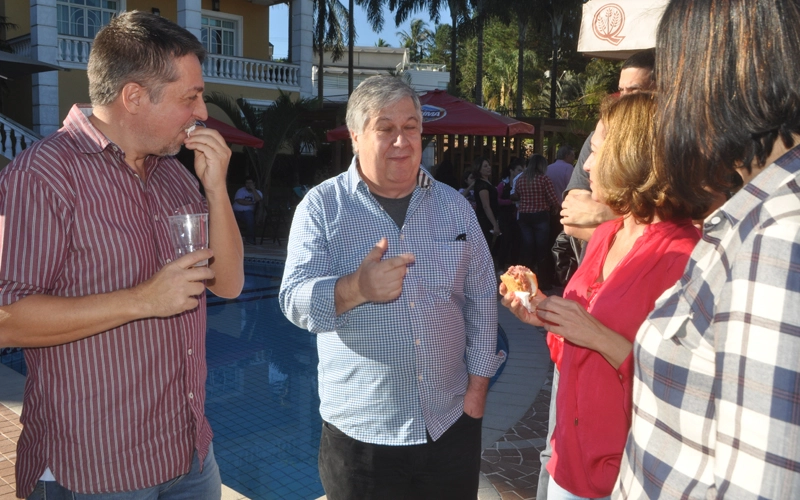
[268,3,450,60]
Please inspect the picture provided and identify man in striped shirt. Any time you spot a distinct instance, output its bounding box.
[0,12,243,499]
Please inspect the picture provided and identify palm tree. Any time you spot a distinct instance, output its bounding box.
[313,0,350,107]
[375,38,391,47]
[424,23,451,65]
[204,91,318,206]
[388,0,470,96]
[396,19,433,63]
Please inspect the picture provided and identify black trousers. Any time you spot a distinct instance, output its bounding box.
[319,412,483,500]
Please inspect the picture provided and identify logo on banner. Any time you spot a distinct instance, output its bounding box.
[421,104,447,122]
[593,4,626,46]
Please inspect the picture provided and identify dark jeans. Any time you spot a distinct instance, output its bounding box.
[495,207,520,269]
[319,413,483,500]
[518,211,552,288]
[234,210,256,244]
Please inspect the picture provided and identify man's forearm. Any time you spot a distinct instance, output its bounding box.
[563,224,597,242]
[463,374,490,418]
[207,190,244,298]
[0,290,144,348]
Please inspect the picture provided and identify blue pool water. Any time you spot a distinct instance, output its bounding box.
[0,260,324,500]
[205,259,323,499]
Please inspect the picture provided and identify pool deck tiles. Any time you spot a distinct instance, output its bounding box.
[0,241,557,499]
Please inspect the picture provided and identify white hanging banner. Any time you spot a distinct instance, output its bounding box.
[578,1,669,60]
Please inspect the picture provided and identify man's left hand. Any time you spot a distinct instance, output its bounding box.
[184,127,231,196]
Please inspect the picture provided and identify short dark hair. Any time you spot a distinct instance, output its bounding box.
[621,49,656,85]
[556,146,574,161]
[655,0,800,212]
[621,49,655,72]
[88,11,206,106]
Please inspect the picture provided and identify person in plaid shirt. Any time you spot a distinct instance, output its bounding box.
[614,0,800,498]
[510,154,559,290]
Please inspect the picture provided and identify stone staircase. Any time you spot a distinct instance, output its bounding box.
[0,114,40,166]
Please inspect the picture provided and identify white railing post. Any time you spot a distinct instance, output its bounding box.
[0,114,43,163]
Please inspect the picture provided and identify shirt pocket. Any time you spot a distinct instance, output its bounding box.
[423,240,469,299]
[660,308,715,368]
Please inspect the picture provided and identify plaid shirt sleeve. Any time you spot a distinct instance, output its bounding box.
[615,148,800,499]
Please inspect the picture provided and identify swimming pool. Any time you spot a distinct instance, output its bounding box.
[205,259,323,499]
[0,260,324,500]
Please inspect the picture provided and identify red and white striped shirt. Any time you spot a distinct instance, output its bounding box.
[515,174,559,214]
[0,105,212,497]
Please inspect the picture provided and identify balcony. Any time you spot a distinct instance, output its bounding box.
[203,54,300,90]
[8,35,300,91]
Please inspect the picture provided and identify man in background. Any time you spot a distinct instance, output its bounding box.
[0,12,243,499]
[561,49,656,243]
[233,177,263,245]
[546,146,575,206]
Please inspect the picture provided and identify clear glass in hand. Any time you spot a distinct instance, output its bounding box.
[167,213,209,266]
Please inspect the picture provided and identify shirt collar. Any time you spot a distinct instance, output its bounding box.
[712,145,800,227]
[344,155,432,195]
[64,104,114,154]
[63,103,168,175]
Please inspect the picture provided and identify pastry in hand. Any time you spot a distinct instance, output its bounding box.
[500,265,538,312]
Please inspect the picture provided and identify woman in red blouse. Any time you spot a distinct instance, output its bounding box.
[500,93,702,499]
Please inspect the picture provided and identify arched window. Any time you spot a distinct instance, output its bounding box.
[57,0,120,39]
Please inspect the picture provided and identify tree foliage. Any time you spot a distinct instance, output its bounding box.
[313,0,350,105]
[204,91,318,206]
[397,19,434,62]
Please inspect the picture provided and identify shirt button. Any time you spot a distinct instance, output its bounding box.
[415,339,421,345]
[166,258,172,263]
[409,302,415,308]
[188,392,194,399]
[188,349,193,355]
[710,216,721,225]
[418,375,423,381]
[400,234,405,240]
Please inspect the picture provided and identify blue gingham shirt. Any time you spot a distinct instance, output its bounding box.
[279,158,502,445]
[615,145,800,499]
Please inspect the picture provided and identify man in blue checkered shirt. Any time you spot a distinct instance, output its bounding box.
[280,75,504,499]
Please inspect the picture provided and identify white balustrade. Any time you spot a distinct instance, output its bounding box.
[203,54,300,88]
[0,114,42,163]
[9,35,32,59]
[58,35,94,67]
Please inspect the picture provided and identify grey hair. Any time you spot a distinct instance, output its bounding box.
[346,75,422,144]
[88,11,206,107]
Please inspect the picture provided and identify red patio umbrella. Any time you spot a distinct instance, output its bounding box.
[325,89,535,141]
[204,116,264,148]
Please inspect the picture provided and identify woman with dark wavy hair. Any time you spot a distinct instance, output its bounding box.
[501,93,701,499]
[615,1,800,498]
